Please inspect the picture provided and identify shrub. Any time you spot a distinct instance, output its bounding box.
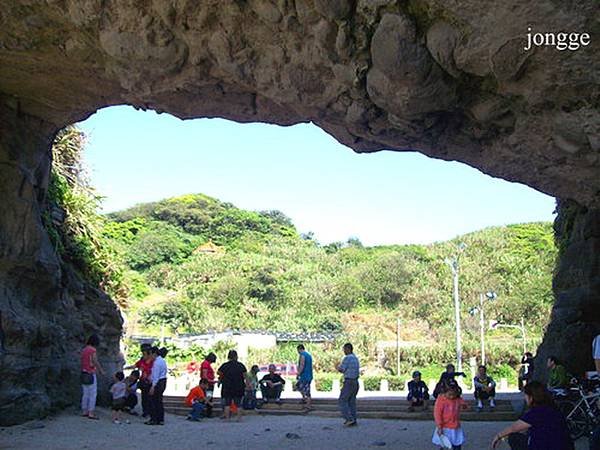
[314,373,341,392]
[363,375,405,391]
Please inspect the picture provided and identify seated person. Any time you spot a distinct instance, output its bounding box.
[547,356,570,393]
[185,378,212,421]
[260,364,286,404]
[407,370,429,411]
[473,365,496,411]
[433,364,465,398]
[124,369,140,414]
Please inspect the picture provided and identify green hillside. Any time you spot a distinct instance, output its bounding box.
[45,127,557,380]
[104,194,556,370]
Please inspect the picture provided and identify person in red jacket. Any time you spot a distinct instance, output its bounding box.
[185,379,211,422]
[124,344,154,418]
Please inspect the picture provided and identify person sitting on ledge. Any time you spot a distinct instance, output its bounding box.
[185,378,211,422]
[260,364,286,404]
[474,365,496,411]
[546,356,570,394]
[407,370,430,412]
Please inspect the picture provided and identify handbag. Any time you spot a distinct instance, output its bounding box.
[80,371,94,385]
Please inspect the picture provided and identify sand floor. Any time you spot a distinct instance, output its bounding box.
[0,408,589,450]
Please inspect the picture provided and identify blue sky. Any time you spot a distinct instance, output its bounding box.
[77,106,555,246]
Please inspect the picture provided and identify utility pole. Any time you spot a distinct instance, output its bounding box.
[452,260,462,373]
[521,317,526,354]
[445,242,466,373]
[479,293,485,366]
[396,317,401,376]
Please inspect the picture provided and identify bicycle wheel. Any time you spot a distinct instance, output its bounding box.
[558,400,590,440]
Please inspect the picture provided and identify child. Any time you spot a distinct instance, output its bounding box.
[110,371,128,424]
[407,370,430,411]
[124,370,140,414]
[432,380,468,450]
[185,379,211,421]
[243,365,260,410]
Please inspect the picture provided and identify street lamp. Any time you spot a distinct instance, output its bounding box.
[445,242,467,373]
[490,318,527,354]
[469,290,497,365]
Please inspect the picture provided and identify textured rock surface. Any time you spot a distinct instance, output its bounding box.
[0,0,597,204]
[0,0,598,424]
[535,201,600,379]
[0,104,123,426]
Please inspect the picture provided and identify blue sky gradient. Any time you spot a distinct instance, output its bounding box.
[78,106,556,246]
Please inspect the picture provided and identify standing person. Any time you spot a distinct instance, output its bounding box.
[260,364,286,404]
[110,371,127,424]
[336,343,360,427]
[432,380,469,450]
[243,365,260,410]
[217,350,248,421]
[125,344,154,418]
[407,370,430,412]
[593,334,600,375]
[200,352,217,417]
[146,346,168,426]
[518,352,535,391]
[296,344,313,412]
[473,365,496,411]
[491,381,573,450]
[433,364,465,399]
[80,334,104,420]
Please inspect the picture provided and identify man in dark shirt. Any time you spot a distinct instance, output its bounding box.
[433,364,465,398]
[259,364,286,404]
[217,350,248,421]
[407,370,429,411]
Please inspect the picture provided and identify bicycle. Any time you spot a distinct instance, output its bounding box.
[556,378,600,440]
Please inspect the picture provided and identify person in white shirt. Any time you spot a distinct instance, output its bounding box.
[110,371,127,424]
[146,346,168,426]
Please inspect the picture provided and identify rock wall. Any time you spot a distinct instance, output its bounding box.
[0,102,123,426]
[535,201,600,379]
[0,0,598,205]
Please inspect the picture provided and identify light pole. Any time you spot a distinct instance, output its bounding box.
[445,242,467,373]
[469,291,497,366]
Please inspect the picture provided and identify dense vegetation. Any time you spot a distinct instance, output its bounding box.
[47,127,558,384]
[44,127,130,305]
[110,193,556,380]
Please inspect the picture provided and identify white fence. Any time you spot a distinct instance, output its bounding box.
[164,373,514,398]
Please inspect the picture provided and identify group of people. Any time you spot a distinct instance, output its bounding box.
[183,344,319,422]
[81,333,599,450]
[80,335,169,426]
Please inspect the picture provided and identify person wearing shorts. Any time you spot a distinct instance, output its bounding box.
[296,344,313,411]
[218,350,247,421]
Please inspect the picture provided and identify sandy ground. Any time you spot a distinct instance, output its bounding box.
[0,407,588,450]
[0,409,590,450]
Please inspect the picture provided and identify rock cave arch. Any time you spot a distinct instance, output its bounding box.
[0,0,598,424]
